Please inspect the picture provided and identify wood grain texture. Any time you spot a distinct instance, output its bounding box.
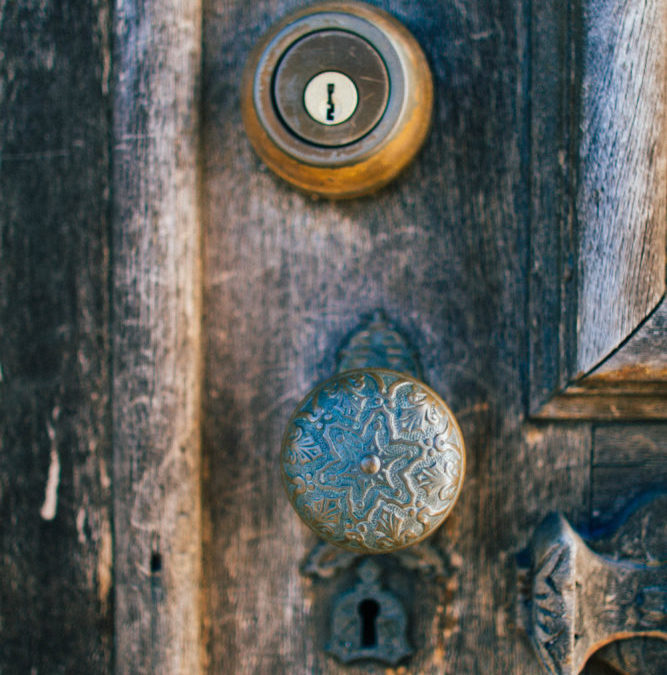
[593,297,667,380]
[530,0,666,417]
[111,0,203,672]
[201,1,594,672]
[0,1,113,672]
[576,0,666,376]
[591,424,667,533]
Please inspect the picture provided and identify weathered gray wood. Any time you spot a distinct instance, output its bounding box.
[3,0,663,671]
[112,0,203,672]
[576,0,666,376]
[530,0,666,417]
[529,0,581,409]
[593,298,667,380]
[201,1,594,672]
[0,0,113,671]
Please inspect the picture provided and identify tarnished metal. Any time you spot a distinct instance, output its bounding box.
[301,539,447,580]
[240,1,433,198]
[280,314,465,554]
[274,30,389,147]
[336,310,421,377]
[327,559,411,665]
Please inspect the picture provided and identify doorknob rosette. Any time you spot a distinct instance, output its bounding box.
[280,367,465,553]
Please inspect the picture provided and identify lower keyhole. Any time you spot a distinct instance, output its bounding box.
[358,598,380,648]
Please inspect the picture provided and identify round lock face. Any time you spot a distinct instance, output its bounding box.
[273,30,389,147]
[280,369,465,553]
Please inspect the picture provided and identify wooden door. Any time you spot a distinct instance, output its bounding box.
[1,0,664,673]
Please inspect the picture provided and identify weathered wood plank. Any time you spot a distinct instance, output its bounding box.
[592,297,667,381]
[532,298,666,419]
[530,0,666,417]
[112,0,203,672]
[529,0,581,407]
[576,0,666,376]
[0,1,113,671]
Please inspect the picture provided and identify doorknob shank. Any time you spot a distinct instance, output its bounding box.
[525,512,667,674]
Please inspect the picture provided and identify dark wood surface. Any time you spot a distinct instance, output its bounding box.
[201,0,665,672]
[0,1,113,672]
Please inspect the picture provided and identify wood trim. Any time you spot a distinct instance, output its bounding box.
[529,0,666,419]
[111,1,204,672]
[532,297,666,419]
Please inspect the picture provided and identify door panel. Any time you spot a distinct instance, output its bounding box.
[1,0,664,673]
[0,2,113,671]
[111,0,203,672]
[202,0,529,670]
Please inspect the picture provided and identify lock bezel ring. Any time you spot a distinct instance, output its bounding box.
[241,1,433,198]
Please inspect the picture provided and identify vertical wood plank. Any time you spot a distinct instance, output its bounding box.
[112,0,203,672]
[529,0,581,405]
[0,1,113,671]
[529,0,666,413]
[577,0,666,376]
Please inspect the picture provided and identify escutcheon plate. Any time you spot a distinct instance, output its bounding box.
[281,368,465,553]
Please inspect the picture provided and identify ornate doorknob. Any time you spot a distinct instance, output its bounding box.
[280,314,465,554]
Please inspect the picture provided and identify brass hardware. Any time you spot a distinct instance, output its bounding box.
[280,313,465,554]
[241,1,433,198]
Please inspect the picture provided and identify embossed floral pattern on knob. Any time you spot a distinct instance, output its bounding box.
[281,368,465,553]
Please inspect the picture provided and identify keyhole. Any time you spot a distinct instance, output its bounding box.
[358,598,380,647]
[326,83,335,121]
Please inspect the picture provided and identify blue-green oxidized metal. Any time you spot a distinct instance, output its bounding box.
[327,559,411,664]
[280,367,465,553]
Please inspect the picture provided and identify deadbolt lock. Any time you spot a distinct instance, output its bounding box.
[241,1,433,198]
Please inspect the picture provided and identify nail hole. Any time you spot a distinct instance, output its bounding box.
[150,551,162,574]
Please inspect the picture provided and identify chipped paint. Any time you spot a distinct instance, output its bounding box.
[98,516,112,611]
[76,507,87,544]
[39,419,60,520]
[99,457,111,490]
